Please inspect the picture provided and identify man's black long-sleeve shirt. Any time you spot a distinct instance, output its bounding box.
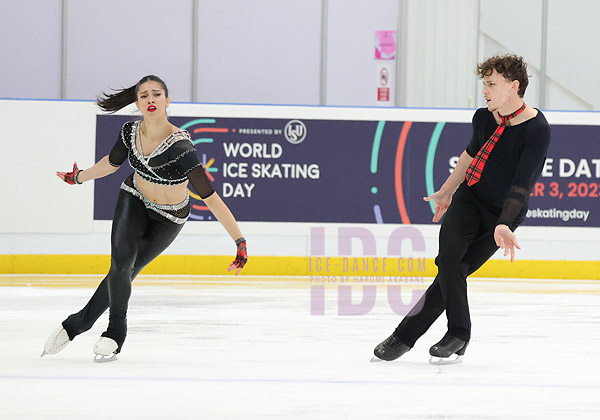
[465,107,551,226]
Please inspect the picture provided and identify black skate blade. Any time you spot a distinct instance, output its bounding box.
[94,354,118,363]
[429,355,462,365]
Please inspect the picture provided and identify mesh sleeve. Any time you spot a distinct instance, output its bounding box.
[187,166,215,199]
[496,185,528,227]
[497,118,551,227]
[171,140,215,198]
[108,123,130,167]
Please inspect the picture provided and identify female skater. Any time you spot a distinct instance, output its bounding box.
[42,75,247,362]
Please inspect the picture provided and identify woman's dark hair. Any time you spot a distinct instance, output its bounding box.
[97,75,169,113]
[476,54,530,97]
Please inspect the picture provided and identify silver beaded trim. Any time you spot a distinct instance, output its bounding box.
[120,176,189,225]
[128,120,192,185]
[136,171,187,186]
[136,121,191,161]
[184,162,203,174]
[152,148,196,170]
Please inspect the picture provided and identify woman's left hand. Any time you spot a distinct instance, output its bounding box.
[494,224,521,262]
[227,238,247,276]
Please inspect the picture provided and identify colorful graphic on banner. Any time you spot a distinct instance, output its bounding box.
[94,115,600,227]
[375,30,396,60]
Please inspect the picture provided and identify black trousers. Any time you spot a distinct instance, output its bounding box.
[395,184,524,346]
[62,188,184,351]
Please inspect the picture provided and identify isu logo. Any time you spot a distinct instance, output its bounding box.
[284,120,307,144]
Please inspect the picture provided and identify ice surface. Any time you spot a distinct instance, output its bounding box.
[0,276,599,419]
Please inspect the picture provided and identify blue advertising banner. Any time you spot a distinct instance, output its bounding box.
[94,114,600,227]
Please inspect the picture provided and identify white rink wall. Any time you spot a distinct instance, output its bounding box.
[1,99,599,262]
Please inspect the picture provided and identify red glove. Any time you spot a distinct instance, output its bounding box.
[228,237,247,276]
[58,162,83,185]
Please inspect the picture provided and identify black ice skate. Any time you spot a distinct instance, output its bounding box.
[428,334,468,365]
[371,333,411,362]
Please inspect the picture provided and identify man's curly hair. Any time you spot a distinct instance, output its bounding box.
[476,54,530,98]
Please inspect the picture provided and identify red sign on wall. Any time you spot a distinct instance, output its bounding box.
[378,87,390,101]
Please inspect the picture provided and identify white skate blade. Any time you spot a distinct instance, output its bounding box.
[93,337,118,363]
[429,355,462,365]
[41,326,71,357]
[370,356,384,363]
[94,354,118,363]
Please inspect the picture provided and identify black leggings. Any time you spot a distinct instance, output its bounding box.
[395,184,524,346]
[62,188,185,351]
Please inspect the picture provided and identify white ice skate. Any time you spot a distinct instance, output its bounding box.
[41,326,71,357]
[93,337,118,363]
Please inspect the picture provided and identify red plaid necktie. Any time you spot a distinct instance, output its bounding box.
[465,103,527,186]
